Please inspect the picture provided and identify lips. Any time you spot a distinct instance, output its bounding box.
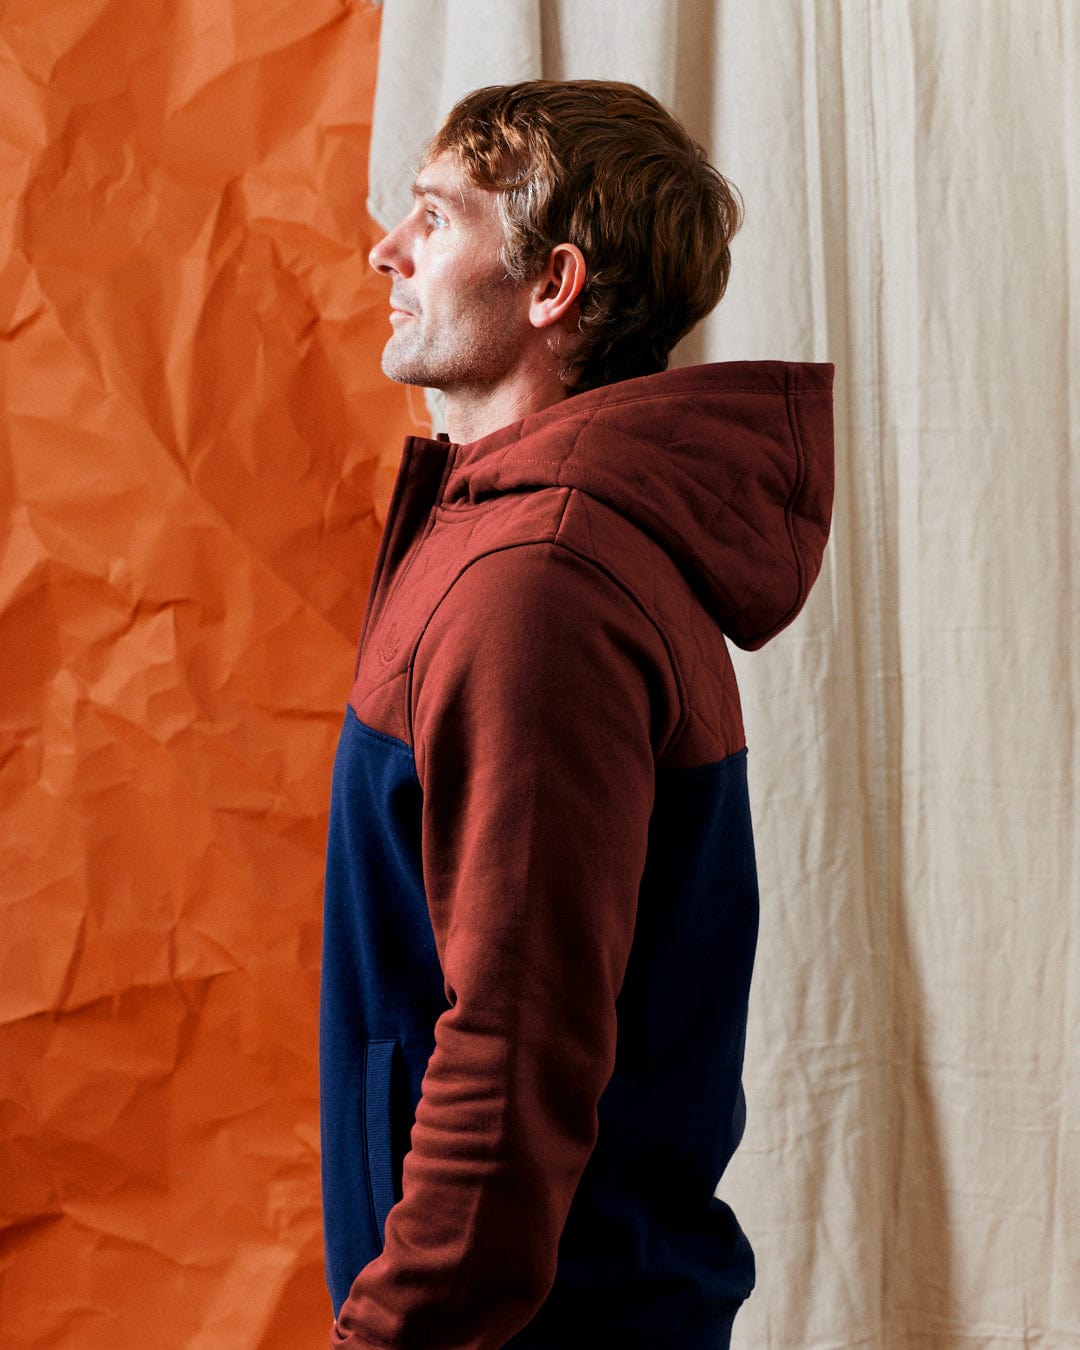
[389,290,418,319]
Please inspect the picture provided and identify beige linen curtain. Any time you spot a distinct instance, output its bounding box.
[368,3,1080,1346]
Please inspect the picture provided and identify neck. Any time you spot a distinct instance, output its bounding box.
[442,365,571,442]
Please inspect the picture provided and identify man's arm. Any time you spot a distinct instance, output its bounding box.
[331,540,679,1349]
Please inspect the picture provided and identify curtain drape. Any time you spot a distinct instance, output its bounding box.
[368,3,1080,1345]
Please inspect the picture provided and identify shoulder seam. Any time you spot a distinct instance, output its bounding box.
[403,529,688,754]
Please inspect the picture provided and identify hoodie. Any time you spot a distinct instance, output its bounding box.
[321,360,835,1349]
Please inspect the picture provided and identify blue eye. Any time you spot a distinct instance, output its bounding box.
[427,209,447,229]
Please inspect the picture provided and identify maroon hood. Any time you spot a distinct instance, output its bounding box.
[442,360,835,650]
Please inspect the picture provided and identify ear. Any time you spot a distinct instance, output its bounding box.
[528,244,587,330]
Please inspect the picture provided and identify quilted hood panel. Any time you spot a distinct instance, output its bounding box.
[441,361,834,650]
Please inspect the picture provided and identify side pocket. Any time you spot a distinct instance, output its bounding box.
[363,1038,399,1244]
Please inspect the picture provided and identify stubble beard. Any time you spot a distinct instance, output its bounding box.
[380,277,526,394]
[380,320,442,389]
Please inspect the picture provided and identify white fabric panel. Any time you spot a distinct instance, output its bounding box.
[369,1,538,225]
[369,2,1080,1344]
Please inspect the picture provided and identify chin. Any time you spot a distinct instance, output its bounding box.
[383,353,421,386]
[381,345,424,387]
[382,361,435,389]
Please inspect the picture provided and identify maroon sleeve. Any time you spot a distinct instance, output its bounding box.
[330,541,680,1349]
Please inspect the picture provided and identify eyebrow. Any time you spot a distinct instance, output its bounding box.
[410,177,467,213]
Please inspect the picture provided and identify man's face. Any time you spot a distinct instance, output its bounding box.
[368,152,532,395]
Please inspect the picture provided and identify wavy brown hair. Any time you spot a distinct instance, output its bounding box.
[428,80,742,393]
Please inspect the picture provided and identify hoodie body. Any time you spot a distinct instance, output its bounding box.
[321,360,835,1348]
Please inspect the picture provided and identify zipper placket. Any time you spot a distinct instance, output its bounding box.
[353,436,455,678]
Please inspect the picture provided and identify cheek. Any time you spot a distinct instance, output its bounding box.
[412,249,462,306]
[431,245,480,283]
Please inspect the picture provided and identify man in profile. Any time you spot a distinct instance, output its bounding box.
[321,80,833,1349]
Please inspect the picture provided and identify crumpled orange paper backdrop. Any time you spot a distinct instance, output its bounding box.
[0,3,421,1344]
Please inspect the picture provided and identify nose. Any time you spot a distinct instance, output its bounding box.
[369,218,411,277]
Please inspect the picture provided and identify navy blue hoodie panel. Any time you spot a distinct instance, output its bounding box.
[507,750,758,1345]
[320,708,448,1313]
[321,710,758,1335]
